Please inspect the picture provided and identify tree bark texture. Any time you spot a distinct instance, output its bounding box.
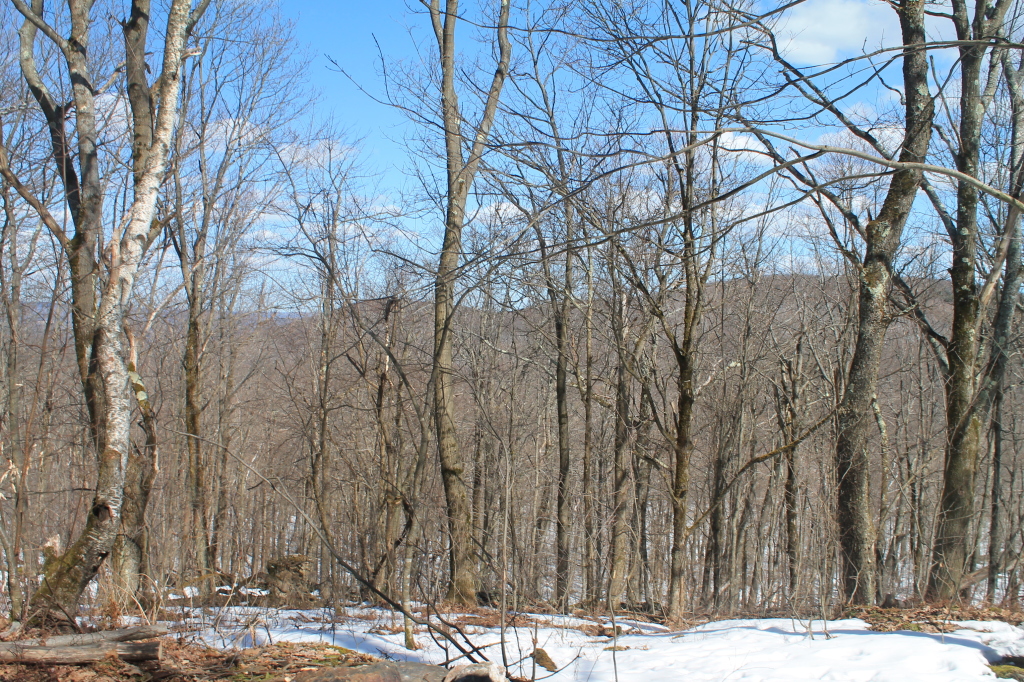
[19,0,200,621]
[834,0,932,605]
[428,0,510,605]
[0,641,162,664]
[928,0,1013,600]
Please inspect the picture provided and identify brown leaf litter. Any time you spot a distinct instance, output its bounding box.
[0,640,378,682]
[847,604,1024,634]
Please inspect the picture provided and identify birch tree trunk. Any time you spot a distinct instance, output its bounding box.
[10,0,204,622]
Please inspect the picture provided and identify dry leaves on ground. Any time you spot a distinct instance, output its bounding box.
[849,605,1024,634]
[0,640,378,682]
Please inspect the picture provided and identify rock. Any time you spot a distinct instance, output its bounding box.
[391,661,448,682]
[290,662,403,682]
[617,601,664,617]
[442,661,506,682]
[880,593,922,609]
[531,648,557,672]
[266,554,315,607]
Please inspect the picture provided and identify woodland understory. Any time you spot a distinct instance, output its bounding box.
[1,0,1024,636]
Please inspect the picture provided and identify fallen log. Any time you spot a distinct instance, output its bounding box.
[0,640,162,664]
[0,624,169,649]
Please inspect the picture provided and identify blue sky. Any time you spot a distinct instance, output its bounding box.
[279,1,418,183]
[275,0,911,183]
[270,0,951,259]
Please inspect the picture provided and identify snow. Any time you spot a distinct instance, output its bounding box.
[953,620,1024,660]
[178,606,1024,681]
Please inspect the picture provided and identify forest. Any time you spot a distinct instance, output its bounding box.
[0,0,1023,640]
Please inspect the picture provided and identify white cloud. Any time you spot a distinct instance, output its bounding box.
[95,92,131,143]
[474,200,523,226]
[205,117,269,152]
[779,0,900,65]
[276,138,357,169]
[717,131,772,165]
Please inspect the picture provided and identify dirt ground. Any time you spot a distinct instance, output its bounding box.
[0,639,378,682]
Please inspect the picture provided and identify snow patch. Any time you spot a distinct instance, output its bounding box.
[175,607,1019,681]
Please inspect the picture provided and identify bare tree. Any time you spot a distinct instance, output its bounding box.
[164,1,302,594]
[423,0,511,605]
[744,0,934,603]
[925,0,1017,601]
[0,0,208,623]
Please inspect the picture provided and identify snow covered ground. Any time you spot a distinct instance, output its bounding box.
[179,606,1024,681]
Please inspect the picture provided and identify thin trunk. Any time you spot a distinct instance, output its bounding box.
[553,272,571,612]
[471,429,491,588]
[985,214,1022,604]
[2,216,25,619]
[183,302,212,593]
[607,261,631,611]
[985,58,1024,598]
[535,214,573,611]
[582,256,597,606]
[209,310,238,573]
[775,340,804,604]
[784,444,800,601]
[427,0,509,605]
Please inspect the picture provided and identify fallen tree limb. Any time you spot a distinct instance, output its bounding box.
[0,624,169,649]
[0,640,162,664]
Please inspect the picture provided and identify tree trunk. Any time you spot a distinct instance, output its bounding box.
[667,309,698,619]
[433,243,477,604]
[928,0,1011,598]
[23,0,197,622]
[607,262,632,611]
[112,343,158,607]
[986,59,1024,601]
[534,214,574,612]
[585,266,598,606]
[184,300,212,594]
[2,229,26,620]
[553,271,571,612]
[427,0,509,606]
[0,641,162,664]
[834,0,932,605]
[707,406,741,612]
